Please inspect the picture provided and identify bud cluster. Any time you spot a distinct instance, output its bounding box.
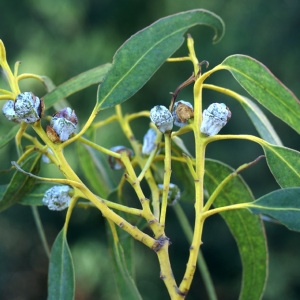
[2,92,43,123]
[158,183,181,206]
[42,185,72,211]
[108,146,134,170]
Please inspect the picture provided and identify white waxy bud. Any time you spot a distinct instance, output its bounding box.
[2,92,43,123]
[42,185,72,211]
[47,107,78,142]
[150,105,173,133]
[108,146,134,170]
[158,183,181,206]
[172,100,194,127]
[200,103,231,136]
[142,128,157,155]
[42,148,54,164]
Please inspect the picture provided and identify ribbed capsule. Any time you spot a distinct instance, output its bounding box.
[47,107,78,142]
[200,103,231,136]
[172,100,194,127]
[142,128,157,155]
[42,185,72,211]
[150,105,173,133]
[2,92,43,123]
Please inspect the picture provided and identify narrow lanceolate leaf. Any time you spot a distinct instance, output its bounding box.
[106,221,142,300]
[0,153,41,212]
[97,9,224,110]
[204,159,267,300]
[48,230,75,300]
[0,125,19,149]
[42,63,112,109]
[249,188,300,231]
[221,55,300,134]
[239,96,282,145]
[261,143,300,188]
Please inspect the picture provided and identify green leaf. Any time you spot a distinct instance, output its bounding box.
[18,183,53,206]
[204,159,267,300]
[48,229,75,300]
[106,221,142,300]
[261,143,300,188]
[0,153,41,212]
[97,9,224,110]
[76,142,113,198]
[221,55,300,134]
[250,187,300,231]
[0,125,19,149]
[43,63,112,109]
[239,96,282,145]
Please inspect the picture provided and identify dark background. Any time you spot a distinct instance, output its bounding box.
[0,0,299,299]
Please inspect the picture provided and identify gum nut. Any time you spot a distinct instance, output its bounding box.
[42,185,71,211]
[108,146,133,170]
[2,100,20,122]
[158,183,181,205]
[172,100,194,127]
[150,105,173,133]
[200,103,231,136]
[14,92,41,123]
[53,107,78,124]
[142,128,157,155]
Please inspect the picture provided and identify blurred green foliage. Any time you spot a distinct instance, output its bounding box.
[0,0,299,299]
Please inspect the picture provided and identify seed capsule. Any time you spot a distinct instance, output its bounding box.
[172,100,194,127]
[200,103,231,136]
[150,105,173,133]
[158,183,181,206]
[42,185,72,211]
[108,146,134,170]
[142,128,157,155]
[2,92,43,123]
[47,107,78,142]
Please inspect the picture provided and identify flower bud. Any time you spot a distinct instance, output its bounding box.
[47,107,78,142]
[200,103,231,136]
[42,185,72,211]
[158,183,181,206]
[2,92,43,123]
[142,128,157,155]
[42,148,54,164]
[172,100,194,127]
[108,146,134,170]
[150,105,173,133]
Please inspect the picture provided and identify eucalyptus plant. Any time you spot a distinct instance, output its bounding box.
[1,9,300,300]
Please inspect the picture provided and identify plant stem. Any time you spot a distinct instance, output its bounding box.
[173,204,218,300]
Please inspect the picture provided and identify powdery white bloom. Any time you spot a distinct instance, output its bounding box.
[172,100,194,127]
[2,92,42,123]
[42,185,72,211]
[158,183,181,206]
[150,105,173,133]
[142,128,157,155]
[200,103,231,136]
[47,107,78,142]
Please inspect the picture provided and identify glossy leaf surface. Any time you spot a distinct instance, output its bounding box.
[204,159,267,300]
[48,230,75,300]
[43,63,112,108]
[222,55,300,134]
[0,153,41,212]
[250,188,300,231]
[262,143,300,187]
[97,9,224,109]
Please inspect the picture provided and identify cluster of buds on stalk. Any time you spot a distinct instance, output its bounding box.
[150,100,194,134]
[42,185,72,211]
[158,183,181,206]
[108,146,134,170]
[2,92,44,123]
[46,107,78,142]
